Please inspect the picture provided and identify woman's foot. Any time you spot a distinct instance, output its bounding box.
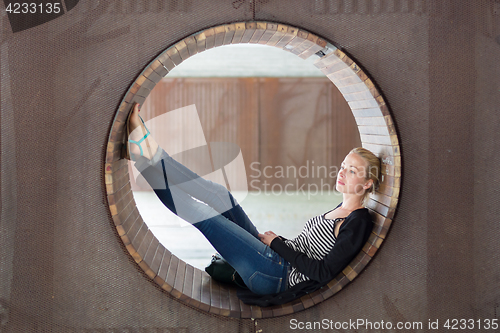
[126,103,159,161]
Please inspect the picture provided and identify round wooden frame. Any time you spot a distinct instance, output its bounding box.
[105,22,400,318]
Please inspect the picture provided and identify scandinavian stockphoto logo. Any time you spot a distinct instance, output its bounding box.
[3,0,80,33]
[130,104,248,225]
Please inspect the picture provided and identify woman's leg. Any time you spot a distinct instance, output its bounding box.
[194,215,289,295]
[127,102,250,226]
[136,156,289,294]
[134,149,259,238]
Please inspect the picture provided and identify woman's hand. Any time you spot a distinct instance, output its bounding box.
[258,231,278,246]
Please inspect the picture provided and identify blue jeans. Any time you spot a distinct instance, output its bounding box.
[134,148,289,295]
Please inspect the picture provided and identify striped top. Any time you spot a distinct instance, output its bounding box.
[284,214,345,287]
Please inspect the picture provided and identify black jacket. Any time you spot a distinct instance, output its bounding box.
[237,208,373,306]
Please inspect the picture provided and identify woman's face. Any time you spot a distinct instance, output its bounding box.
[336,152,373,195]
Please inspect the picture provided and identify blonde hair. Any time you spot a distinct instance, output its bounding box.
[350,147,381,205]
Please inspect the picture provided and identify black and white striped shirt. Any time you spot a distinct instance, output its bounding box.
[284,214,345,287]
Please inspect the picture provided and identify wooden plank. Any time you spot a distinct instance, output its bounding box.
[249,22,266,43]
[275,25,298,49]
[366,232,384,249]
[298,36,327,59]
[265,25,285,47]
[371,191,398,208]
[271,305,286,317]
[184,36,197,57]
[204,27,216,49]
[299,294,315,309]
[297,42,323,59]
[194,32,207,53]
[349,99,382,110]
[314,52,343,69]
[188,267,203,309]
[258,22,278,45]
[228,286,241,318]
[354,116,387,126]
[361,142,400,157]
[343,88,377,102]
[165,47,183,66]
[105,147,122,163]
[136,86,151,99]
[328,71,364,87]
[129,82,141,95]
[231,22,246,44]
[326,277,343,295]
[142,67,162,85]
[381,164,401,177]
[289,36,312,56]
[174,40,189,62]
[142,235,159,268]
[329,273,350,291]
[250,305,263,319]
[133,74,149,88]
[369,209,389,227]
[360,133,398,146]
[182,264,195,300]
[218,283,231,316]
[327,64,355,81]
[106,181,131,208]
[363,241,379,257]
[240,22,257,43]
[172,259,186,299]
[379,174,401,190]
[310,289,325,305]
[138,260,153,280]
[239,299,253,319]
[209,278,221,315]
[336,81,369,95]
[115,206,139,237]
[130,223,149,262]
[107,163,128,195]
[213,25,226,47]
[366,198,395,219]
[294,32,320,56]
[199,273,212,312]
[109,188,133,216]
[377,182,399,197]
[149,59,169,78]
[279,303,295,315]
[318,285,335,301]
[130,95,146,108]
[222,24,236,45]
[290,297,305,313]
[154,249,171,287]
[157,52,176,71]
[261,305,274,318]
[357,125,392,136]
[164,255,180,293]
[286,35,308,54]
[121,214,142,246]
[108,125,124,145]
[342,265,357,281]
[353,251,372,271]
[380,154,402,167]
[371,217,392,239]
[136,229,155,262]
[150,243,165,277]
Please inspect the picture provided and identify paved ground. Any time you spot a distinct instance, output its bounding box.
[133,190,342,270]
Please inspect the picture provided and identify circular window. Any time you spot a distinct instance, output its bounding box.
[105,22,400,318]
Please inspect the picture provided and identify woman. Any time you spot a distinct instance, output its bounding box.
[125,103,378,306]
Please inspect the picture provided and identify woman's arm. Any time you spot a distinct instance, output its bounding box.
[259,217,312,247]
[270,210,373,284]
